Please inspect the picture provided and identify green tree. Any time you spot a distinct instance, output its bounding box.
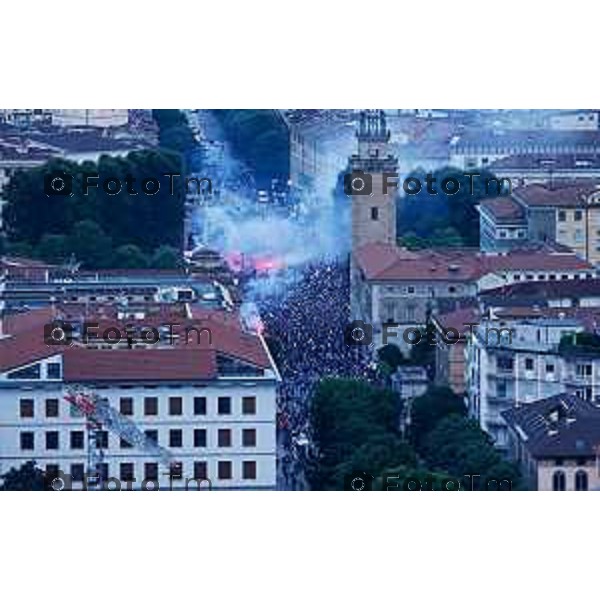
[112,244,149,269]
[150,245,180,269]
[421,415,523,490]
[377,343,407,371]
[3,149,185,268]
[35,233,69,264]
[310,378,401,490]
[68,220,113,268]
[409,385,467,450]
[0,461,47,490]
[374,466,459,491]
[152,110,195,156]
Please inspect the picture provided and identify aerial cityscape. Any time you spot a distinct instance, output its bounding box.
[2,108,600,491]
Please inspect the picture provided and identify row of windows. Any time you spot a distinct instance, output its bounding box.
[552,470,588,491]
[19,396,258,419]
[49,460,258,482]
[512,272,593,282]
[558,210,583,222]
[524,358,555,373]
[20,428,258,450]
[7,363,61,380]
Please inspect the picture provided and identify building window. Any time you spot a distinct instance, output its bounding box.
[558,211,566,222]
[98,463,110,482]
[70,431,85,450]
[8,363,41,379]
[577,363,593,377]
[574,210,583,221]
[513,274,521,281]
[194,429,207,447]
[20,399,34,418]
[144,397,158,416]
[218,461,232,480]
[218,429,232,447]
[576,457,587,466]
[552,470,566,491]
[371,207,379,220]
[45,464,60,480]
[20,431,34,450]
[120,463,135,482]
[407,286,415,294]
[71,463,85,482]
[242,461,257,480]
[170,462,183,480]
[575,470,588,491]
[120,397,133,416]
[497,356,514,371]
[144,463,159,481]
[499,230,507,238]
[194,461,208,480]
[194,396,207,415]
[96,431,109,449]
[169,429,183,448]
[218,396,231,415]
[120,437,133,449]
[169,396,183,416]
[47,363,61,379]
[242,429,257,447]
[145,429,158,443]
[45,398,59,418]
[525,358,534,371]
[242,396,256,415]
[46,431,59,450]
[546,363,555,374]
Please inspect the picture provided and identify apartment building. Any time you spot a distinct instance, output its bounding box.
[489,154,600,188]
[502,393,600,491]
[449,130,600,170]
[466,309,600,451]
[478,180,600,263]
[0,305,280,490]
[351,241,595,350]
[431,306,479,395]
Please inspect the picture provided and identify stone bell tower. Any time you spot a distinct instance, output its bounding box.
[350,110,398,252]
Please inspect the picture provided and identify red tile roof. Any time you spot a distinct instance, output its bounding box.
[354,243,594,282]
[513,181,600,208]
[432,306,480,333]
[478,197,525,223]
[0,306,272,376]
[63,348,218,382]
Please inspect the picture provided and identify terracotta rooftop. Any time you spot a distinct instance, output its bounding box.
[512,181,600,208]
[0,306,272,377]
[63,348,218,382]
[478,197,525,223]
[354,243,594,282]
[432,306,480,335]
[479,278,600,300]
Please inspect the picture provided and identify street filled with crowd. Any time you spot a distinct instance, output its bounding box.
[258,258,377,488]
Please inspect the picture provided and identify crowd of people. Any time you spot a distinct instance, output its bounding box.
[257,258,377,489]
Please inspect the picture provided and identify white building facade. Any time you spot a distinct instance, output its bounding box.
[0,309,280,490]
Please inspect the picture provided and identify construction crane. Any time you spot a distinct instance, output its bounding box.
[64,387,176,490]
